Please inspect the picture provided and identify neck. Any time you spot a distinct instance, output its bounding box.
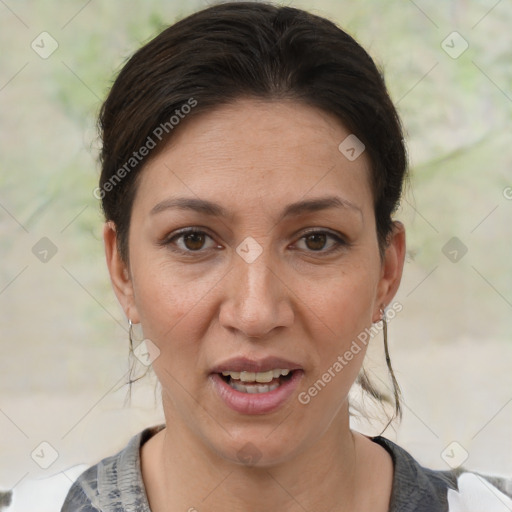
[148,399,362,512]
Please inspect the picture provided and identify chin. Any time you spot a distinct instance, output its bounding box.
[209,426,306,469]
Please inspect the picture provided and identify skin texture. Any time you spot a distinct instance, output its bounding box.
[104,98,406,511]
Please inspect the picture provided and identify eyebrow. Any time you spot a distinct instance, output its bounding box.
[150,195,362,220]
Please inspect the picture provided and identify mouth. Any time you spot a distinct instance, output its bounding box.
[210,362,303,414]
[218,368,295,394]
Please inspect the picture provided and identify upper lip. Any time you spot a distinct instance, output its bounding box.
[210,356,303,374]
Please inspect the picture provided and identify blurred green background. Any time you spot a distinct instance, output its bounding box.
[1,0,511,491]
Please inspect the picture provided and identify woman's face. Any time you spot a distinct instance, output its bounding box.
[105,98,405,466]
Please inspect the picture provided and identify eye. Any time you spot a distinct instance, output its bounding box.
[294,230,347,253]
[163,228,220,253]
[162,228,347,255]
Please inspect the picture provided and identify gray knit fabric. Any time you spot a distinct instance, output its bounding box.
[61,425,512,512]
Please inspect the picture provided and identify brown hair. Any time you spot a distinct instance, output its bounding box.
[98,1,407,423]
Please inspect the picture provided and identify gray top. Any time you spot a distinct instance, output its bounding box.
[61,424,512,512]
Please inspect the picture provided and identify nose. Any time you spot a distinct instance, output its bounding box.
[218,244,294,339]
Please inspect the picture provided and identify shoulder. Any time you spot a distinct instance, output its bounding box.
[59,463,101,512]
[60,424,164,512]
[371,436,512,512]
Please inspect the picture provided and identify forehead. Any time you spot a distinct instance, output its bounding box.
[134,98,373,215]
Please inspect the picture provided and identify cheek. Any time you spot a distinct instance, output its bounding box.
[299,261,378,390]
[130,258,220,346]
[295,277,374,426]
[305,261,378,340]
[128,260,249,408]
[132,268,214,401]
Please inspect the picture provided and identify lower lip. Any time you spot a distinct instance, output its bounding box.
[209,371,303,415]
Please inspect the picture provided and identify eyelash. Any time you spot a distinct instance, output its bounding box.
[161,227,348,256]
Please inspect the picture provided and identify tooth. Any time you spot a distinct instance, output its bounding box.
[221,371,240,379]
[228,380,282,393]
[270,369,291,378]
[255,370,274,383]
[240,371,256,382]
[223,369,293,382]
[231,381,245,392]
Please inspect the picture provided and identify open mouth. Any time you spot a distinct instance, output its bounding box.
[219,369,295,394]
[211,366,304,414]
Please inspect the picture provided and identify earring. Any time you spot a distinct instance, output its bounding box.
[380,305,402,421]
[380,306,390,367]
[128,318,134,352]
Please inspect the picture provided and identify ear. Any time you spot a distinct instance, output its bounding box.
[103,221,140,324]
[373,221,406,321]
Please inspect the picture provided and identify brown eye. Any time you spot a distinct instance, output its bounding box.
[183,232,206,251]
[304,233,328,251]
[295,230,347,254]
[164,229,219,254]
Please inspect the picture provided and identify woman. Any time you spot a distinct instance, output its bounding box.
[62,2,512,511]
